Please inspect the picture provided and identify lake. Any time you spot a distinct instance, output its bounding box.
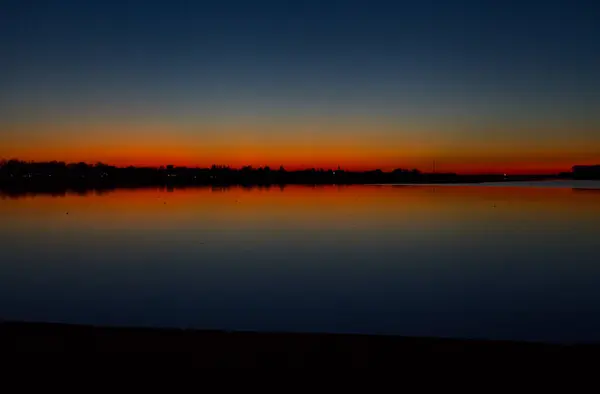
[1,181,599,343]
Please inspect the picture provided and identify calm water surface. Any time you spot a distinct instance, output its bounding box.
[1,182,599,343]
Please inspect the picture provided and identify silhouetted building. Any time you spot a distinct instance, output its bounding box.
[572,165,600,179]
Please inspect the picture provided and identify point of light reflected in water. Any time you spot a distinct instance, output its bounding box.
[1,183,599,343]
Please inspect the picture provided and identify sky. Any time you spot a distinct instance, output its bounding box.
[1,0,599,174]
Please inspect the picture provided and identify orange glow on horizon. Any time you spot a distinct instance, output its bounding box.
[0,151,595,175]
[2,120,599,175]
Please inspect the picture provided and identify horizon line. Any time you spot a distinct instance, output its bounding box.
[1,158,588,176]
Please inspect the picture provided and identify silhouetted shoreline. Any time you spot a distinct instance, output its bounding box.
[1,320,598,367]
[3,160,598,198]
[1,159,575,192]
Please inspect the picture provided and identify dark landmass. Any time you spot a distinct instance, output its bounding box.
[572,165,600,180]
[2,321,599,368]
[0,159,568,195]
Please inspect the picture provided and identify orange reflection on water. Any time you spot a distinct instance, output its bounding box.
[2,184,600,234]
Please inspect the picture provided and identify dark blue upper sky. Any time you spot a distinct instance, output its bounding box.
[1,0,599,171]
[2,0,599,116]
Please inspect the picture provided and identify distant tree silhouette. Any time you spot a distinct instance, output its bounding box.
[1,158,566,196]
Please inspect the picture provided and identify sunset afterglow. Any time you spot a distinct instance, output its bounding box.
[1,1,599,174]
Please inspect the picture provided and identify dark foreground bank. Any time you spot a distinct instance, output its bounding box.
[2,321,599,367]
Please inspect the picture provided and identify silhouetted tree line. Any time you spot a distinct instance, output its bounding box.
[1,159,570,195]
[0,159,450,186]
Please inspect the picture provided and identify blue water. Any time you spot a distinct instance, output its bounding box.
[1,182,599,343]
